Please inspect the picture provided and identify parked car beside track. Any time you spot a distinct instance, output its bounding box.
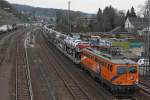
[137,58,149,66]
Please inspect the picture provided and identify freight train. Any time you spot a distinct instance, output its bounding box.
[0,24,17,34]
[43,26,139,98]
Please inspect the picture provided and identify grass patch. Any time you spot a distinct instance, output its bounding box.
[112,41,130,49]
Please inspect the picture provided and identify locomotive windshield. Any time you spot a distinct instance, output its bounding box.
[128,66,137,73]
[117,67,127,75]
[117,66,137,74]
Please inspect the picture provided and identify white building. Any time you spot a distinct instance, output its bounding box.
[125,17,147,33]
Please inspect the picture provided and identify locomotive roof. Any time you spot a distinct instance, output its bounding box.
[111,59,136,64]
[84,48,136,64]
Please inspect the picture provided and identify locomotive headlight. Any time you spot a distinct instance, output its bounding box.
[130,76,134,80]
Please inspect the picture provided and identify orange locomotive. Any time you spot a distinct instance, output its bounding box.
[80,48,139,96]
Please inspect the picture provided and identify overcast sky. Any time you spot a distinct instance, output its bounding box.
[6,0,146,13]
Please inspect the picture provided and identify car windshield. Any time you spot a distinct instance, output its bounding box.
[117,67,126,75]
[128,66,137,73]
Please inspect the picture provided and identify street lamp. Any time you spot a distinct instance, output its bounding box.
[68,1,71,35]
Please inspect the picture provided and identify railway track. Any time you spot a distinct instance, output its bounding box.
[0,28,32,100]
[15,32,32,100]
[39,34,91,100]
[0,31,17,65]
[49,46,116,100]
[138,81,150,96]
[40,31,119,100]
[48,44,115,99]
[39,31,118,100]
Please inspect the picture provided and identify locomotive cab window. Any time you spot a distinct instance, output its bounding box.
[117,67,126,75]
[108,64,112,71]
[128,66,137,73]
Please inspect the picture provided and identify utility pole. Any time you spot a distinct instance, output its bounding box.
[68,1,71,35]
[144,0,150,77]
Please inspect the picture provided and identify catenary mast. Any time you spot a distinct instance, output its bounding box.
[144,0,150,76]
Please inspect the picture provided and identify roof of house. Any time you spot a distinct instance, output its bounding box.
[127,17,148,30]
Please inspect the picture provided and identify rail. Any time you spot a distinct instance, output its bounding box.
[15,40,30,100]
[139,81,150,95]
[25,38,34,100]
[15,31,33,100]
[40,34,91,100]
[24,32,34,100]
